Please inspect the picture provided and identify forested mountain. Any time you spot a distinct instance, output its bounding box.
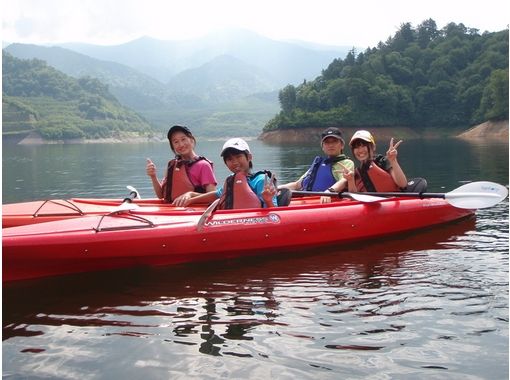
[264,21,509,133]
[2,52,152,140]
[4,43,175,109]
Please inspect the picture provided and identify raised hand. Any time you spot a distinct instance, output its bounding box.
[386,138,403,163]
[262,172,277,206]
[337,162,354,182]
[146,158,157,178]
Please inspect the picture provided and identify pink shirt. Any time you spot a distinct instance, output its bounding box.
[187,159,217,187]
[162,159,217,188]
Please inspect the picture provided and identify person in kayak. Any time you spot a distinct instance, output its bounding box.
[184,138,278,209]
[343,130,408,192]
[146,125,217,206]
[278,127,355,193]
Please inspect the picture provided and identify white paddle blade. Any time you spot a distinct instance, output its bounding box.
[346,193,387,203]
[114,202,140,212]
[197,198,221,231]
[446,181,508,209]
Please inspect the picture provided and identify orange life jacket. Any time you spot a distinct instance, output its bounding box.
[218,172,264,210]
[355,157,400,192]
[163,157,211,202]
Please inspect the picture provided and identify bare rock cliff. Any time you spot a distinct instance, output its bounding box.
[457,120,509,140]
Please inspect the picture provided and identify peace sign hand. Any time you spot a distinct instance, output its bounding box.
[386,138,403,162]
[336,162,354,182]
[262,172,277,202]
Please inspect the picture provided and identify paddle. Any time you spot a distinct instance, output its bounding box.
[124,185,141,202]
[292,191,386,203]
[114,186,142,211]
[359,181,508,209]
[294,181,507,209]
[197,198,221,231]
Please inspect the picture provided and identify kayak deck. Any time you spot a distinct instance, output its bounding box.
[2,196,327,228]
[2,198,206,228]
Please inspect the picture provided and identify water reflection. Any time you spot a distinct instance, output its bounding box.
[3,218,476,353]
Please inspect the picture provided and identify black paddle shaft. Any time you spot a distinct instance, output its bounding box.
[361,191,446,199]
[123,191,138,203]
[292,190,446,200]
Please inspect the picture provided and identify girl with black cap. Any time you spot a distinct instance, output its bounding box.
[146,125,217,205]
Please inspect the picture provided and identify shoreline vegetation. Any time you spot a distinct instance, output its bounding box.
[5,120,508,145]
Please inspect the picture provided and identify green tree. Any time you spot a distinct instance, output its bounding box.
[478,69,509,120]
[278,85,297,114]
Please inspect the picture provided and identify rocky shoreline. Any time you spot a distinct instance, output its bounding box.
[6,120,508,145]
[10,131,163,145]
[456,120,509,140]
[258,120,509,144]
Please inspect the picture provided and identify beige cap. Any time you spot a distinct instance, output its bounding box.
[349,130,375,146]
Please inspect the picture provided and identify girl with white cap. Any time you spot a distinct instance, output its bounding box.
[343,130,408,192]
[184,138,278,209]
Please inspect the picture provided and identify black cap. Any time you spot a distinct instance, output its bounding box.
[321,127,344,144]
[167,125,193,141]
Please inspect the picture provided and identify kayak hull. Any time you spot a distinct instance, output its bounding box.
[3,197,474,282]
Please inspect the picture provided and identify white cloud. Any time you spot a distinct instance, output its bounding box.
[2,0,509,47]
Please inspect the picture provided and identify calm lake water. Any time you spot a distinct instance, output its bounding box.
[2,137,509,379]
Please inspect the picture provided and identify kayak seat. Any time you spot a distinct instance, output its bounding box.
[277,188,292,207]
[405,177,427,193]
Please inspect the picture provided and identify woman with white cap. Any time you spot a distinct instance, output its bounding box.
[184,138,278,209]
[344,130,408,192]
[146,125,217,206]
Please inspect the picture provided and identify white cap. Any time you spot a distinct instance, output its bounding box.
[349,130,375,146]
[220,138,251,156]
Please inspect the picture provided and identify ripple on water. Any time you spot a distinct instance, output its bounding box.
[2,210,508,379]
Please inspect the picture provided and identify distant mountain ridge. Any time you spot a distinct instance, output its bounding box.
[167,55,277,102]
[58,29,350,85]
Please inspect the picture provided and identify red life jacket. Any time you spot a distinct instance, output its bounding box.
[355,157,400,192]
[163,157,212,202]
[218,172,264,210]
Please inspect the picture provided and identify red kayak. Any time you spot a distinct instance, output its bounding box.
[2,196,474,282]
[2,198,207,228]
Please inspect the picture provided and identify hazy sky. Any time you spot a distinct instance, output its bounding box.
[2,0,509,48]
